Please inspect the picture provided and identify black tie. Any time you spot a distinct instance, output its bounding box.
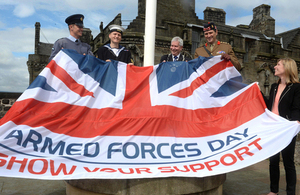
[75,39,78,42]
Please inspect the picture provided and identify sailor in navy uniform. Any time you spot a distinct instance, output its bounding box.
[48,14,93,63]
[97,24,134,64]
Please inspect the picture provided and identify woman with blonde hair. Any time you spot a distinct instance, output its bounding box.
[266,58,300,195]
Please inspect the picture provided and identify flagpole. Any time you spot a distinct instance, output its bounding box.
[143,0,157,67]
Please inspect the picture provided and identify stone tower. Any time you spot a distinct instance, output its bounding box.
[34,22,40,54]
[104,0,201,65]
[137,0,199,26]
[203,7,226,24]
[249,4,275,37]
[27,22,53,84]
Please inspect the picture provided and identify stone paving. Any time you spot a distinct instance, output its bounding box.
[0,160,299,195]
[223,160,300,195]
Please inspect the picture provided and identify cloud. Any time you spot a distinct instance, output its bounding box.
[195,0,300,34]
[0,49,29,92]
[227,15,253,27]
[0,27,33,92]
[84,12,108,36]
[39,27,69,43]
[62,0,137,11]
[0,20,6,29]
[270,1,300,33]
[0,27,34,53]
[0,26,67,92]
[13,4,35,18]
[196,0,269,10]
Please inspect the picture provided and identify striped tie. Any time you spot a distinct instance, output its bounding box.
[174,56,178,61]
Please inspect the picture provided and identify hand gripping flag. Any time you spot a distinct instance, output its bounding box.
[0,49,299,179]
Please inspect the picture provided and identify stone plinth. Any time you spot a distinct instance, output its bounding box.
[66,175,226,195]
[295,134,300,165]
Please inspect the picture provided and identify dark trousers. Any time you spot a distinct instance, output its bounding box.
[269,136,297,195]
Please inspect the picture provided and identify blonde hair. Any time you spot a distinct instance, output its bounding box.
[277,58,299,84]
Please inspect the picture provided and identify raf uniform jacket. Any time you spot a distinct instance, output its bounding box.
[48,36,93,63]
[194,41,241,70]
[160,53,192,63]
[97,44,134,64]
[265,82,300,121]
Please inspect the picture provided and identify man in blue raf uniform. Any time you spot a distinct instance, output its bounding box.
[194,22,241,70]
[97,24,134,64]
[48,14,93,62]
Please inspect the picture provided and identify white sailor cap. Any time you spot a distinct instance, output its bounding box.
[109,24,125,35]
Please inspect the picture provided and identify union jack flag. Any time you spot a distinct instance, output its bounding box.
[1,49,259,137]
[0,49,298,179]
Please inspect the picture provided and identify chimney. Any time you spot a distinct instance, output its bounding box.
[203,7,226,25]
[34,22,41,54]
[249,4,275,37]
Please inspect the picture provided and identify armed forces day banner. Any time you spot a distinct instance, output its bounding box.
[0,49,299,179]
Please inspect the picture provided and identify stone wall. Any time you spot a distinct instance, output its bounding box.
[0,93,21,119]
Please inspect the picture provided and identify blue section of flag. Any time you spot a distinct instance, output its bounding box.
[190,56,212,70]
[156,57,210,93]
[156,61,193,93]
[211,76,247,97]
[28,75,57,92]
[63,49,118,96]
[157,56,233,94]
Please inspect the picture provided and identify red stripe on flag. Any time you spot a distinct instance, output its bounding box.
[47,60,94,97]
[121,65,154,118]
[170,60,233,98]
[0,85,266,138]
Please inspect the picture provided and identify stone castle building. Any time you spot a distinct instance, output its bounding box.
[24,1,300,166]
[27,2,300,97]
[18,2,299,154]
[0,2,298,194]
